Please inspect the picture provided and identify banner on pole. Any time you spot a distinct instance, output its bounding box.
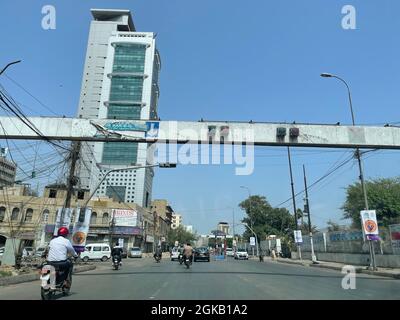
[71,207,92,253]
[294,230,303,244]
[360,210,379,236]
[53,208,73,236]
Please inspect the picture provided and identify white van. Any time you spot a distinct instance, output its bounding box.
[80,243,111,262]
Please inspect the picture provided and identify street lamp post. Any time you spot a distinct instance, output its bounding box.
[82,163,176,251]
[0,60,21,76]
[321,73,376,270]
[241,222,259,257]
[83,163,176,208]
[240,186,259,257]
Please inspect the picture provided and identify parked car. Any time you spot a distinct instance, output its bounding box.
[234,249,249,260]
[129,247,142,258]
[194,247,210,262]
[80,243,111,262]
[170,247,180,261]
[226,248,234,257]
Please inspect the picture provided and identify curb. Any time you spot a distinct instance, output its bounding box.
[309,263,363,273]
[276,259,399,279]
[275,259,308,267]
[361,270,400,279]
[0,265,96,287]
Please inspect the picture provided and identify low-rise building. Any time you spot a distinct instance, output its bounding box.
[0,184,156,264]
[0,155,16,187]
[217,222,230,235]
[171,213,182,229]
[150,199,174,250]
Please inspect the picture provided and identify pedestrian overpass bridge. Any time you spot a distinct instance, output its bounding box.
[0,116,399,149]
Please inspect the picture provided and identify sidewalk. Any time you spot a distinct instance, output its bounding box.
[258,256,400,279]
[0,264,97,287]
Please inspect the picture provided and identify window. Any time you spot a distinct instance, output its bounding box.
[49,189,57,198]
[93,246,101,252]
[102,246,110,251]
[77,190,85,200]
[86,246,92,252]
[24,208,33,222]
[102,213,109,224]
[0,207,5,222]
[11,208,20,221]
[90,212,97,225]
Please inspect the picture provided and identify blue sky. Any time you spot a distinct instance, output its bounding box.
[1,0,399,234]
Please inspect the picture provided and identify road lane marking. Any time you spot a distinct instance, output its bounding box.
[149,281,169,299]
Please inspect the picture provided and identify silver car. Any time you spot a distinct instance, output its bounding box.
[234,250,249,260]
[129,247,142,258]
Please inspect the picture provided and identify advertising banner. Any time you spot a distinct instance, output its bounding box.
[71,207,92,253]
[112,209,140,227]
[250,237,256,246]
[53,208,73,236]
[389,224,400,254]
[294,230,303,244]
[360,210,379,236]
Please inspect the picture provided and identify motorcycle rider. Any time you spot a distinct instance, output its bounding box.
[46,227,77,286]
[183,242,193,264]
[111,242,123,266]
[154,245,162,261]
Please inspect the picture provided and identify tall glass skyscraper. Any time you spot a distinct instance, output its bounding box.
[77,9,160,208]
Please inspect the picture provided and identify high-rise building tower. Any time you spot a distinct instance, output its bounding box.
[77,9,160,207]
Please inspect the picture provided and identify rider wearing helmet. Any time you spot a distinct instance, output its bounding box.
[111,242,123,266]
[46,227,77,284]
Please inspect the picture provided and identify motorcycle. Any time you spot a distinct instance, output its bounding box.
[112,255,121,270]
[184,255,192,269]
[154,253,161,263]
[178,253,183,265]
[40,257,74,300]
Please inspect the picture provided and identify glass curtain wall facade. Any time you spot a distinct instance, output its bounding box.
[102,43,147,166]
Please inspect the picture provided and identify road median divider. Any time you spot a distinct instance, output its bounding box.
[0,264,96,287]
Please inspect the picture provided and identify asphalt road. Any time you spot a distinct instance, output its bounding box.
[0,256,399,300]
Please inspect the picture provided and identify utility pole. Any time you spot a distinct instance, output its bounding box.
[232,208,235,248]
[287,147,301,260]
[60,141,80,229]
[109,214,115,248]
[321,73,376,270]
[303,165,317,263]
[64,141,80,209]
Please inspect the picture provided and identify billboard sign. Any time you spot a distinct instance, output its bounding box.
[250,237,256,246]
[71,207,92,253]
[360,210,379,236]
[112,209,140,227]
